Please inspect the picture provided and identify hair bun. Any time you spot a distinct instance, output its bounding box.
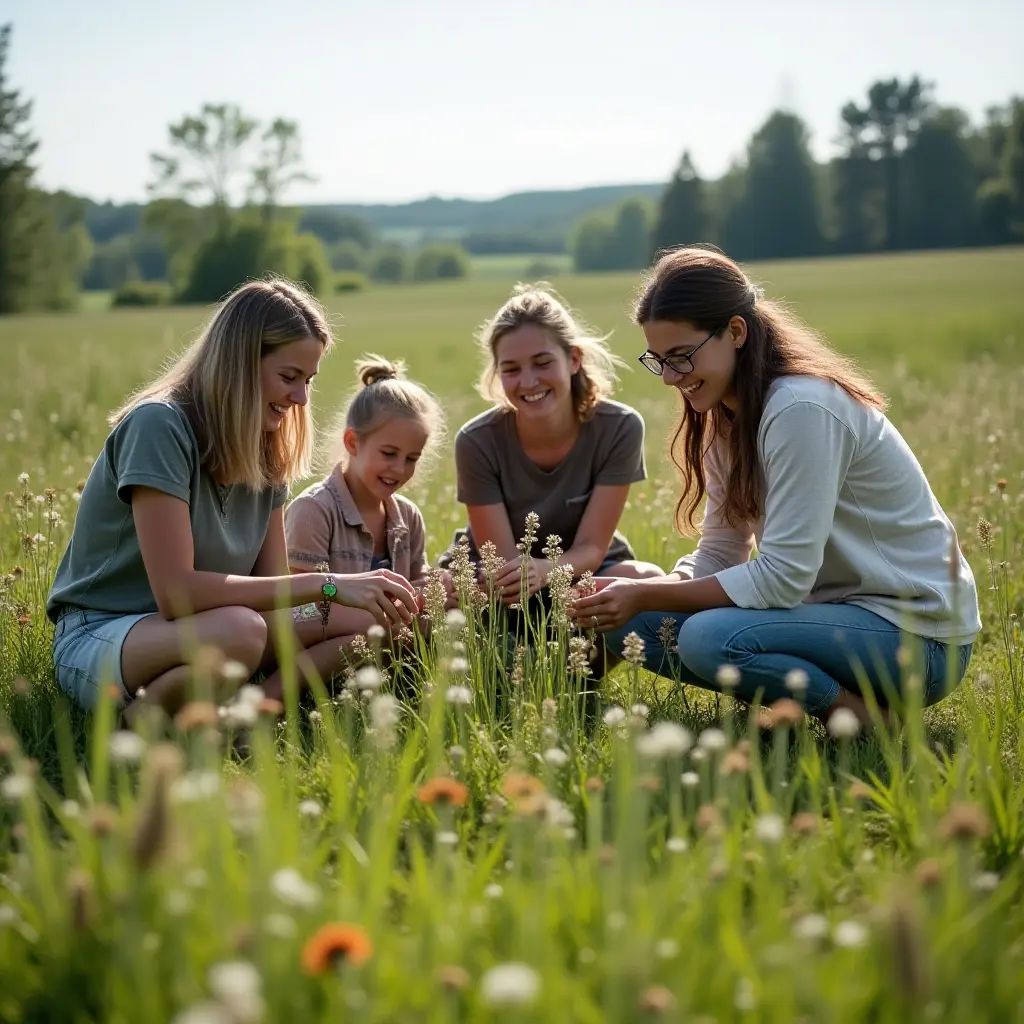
[356,354,405,388]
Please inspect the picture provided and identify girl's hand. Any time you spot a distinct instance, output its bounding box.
[438,569,460,610]
[489,557,548,606]
[570,578,645,632]
[331,570,418,627]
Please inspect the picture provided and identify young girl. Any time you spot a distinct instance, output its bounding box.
[47,280,418,716]
[285,355,451,645]
[571,247,981,724]
[442,283,663,602]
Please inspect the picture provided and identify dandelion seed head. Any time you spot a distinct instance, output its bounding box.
[208,961,264,1024]
[480,962,541,1007]
[793,913,830,942]
[270,868,319,909]
[445,685,472,706]
[298,800,322,819]
[754,813,785,844]
[108,731,146,765]
[715,664,740,689]
[602,705,626,727]
[697,728,727,753]
[542,747,569,767]
[833,920,869,949]
[680,771,700,789]
[827,708,860,739]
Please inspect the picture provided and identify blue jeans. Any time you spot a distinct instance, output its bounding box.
[604,603,973,715]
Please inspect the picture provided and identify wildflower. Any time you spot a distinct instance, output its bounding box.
[422,567,449,624]
[417,776,470,807]
[639,986,676,1013]
[445,656,469,676]
[369,694,401,743]
[696,804,722,835]
[666,836,688,854]
[976,517,993,550]
[221,661,251,685]
[826,708,861,739]
[680,771,700,789]
[972,871,1000,892]
[257,697,284,717]
[567,635,592,676]
[502,773,547,815]
[938,802,991,840]
[697,728,727,753]
[366,624,386,642]
[0,773,31,802]
[622,632,645,666]
[298,800,322,819]
[715,664,740,690]
[833,920,869,949]
[445,608,467,632]
[61,799,80,819]
[226,780,264,835]
[264,913,297,939]
[542,747,569,767]
[0,904,18,926]
[654,938,679,959]
[108,730,146,765]
[351,665,383,692]
[484,882,503,899]
[636,722,693,760]
[172,771,221,804]
[480,962,541,1007]
[657,616,679,653]
[306,709,323,724]
[584,777,604,793]
[793,913,830,942]
[17,472,28,486]
[720,749,750,776]
[437,964,471,990]
[479,540,505,583]
[208,961,264,1024]
[270,868,319,909]
[754,813,785,844]
[175,702,221,731]
[791,812,819,835]
[221,700,258,730]
[784,668,809,694]
[521,512,541,552]
[848,780,874,803]
[631,703,650,718]
[185,869,208,889]
[436,829,458,846]
[766,698,805,728]
[87,804,118,836]
[449,744,466,762]
[602,706,626,727]
[734,978,757,1012]
[166,890,191,916]
[301,922,374,974]
[171,1005,232,1024]
[914,859,942,887]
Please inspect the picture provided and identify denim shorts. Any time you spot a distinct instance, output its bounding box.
[52,608,155,709]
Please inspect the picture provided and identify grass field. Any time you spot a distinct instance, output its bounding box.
[0,248,1022,1021]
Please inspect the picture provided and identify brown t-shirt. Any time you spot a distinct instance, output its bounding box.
[449,399,647,562]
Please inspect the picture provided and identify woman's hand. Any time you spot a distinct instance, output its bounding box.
[331,570,419,627]
[488,557,549,606]
[570,578,646,632]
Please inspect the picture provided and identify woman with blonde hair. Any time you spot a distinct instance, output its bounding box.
[47,279,417,715]
[571,247,980,724]
[441,282,663,602]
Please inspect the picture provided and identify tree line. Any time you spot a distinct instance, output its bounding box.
[1,17,1022,313]
[573,81,1024,272]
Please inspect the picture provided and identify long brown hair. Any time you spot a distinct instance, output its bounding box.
[634,246,886,533]
[112,279,333,490]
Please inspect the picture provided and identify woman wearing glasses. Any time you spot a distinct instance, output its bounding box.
[571,247,980,725]
[441,283,663,608]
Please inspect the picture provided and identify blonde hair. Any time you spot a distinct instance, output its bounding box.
[476,282,623,421]
[111,278,333,491]
[327,353,445,469]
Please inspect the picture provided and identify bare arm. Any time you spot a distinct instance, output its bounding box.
[132,487,417,624]
[558,484,630,575]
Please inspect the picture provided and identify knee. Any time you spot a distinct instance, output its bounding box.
[211,606,268,672]
[676,609,738,679]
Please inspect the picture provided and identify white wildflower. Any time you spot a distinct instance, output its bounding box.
[171,1004,232,1024]
[827,708,861,740]
[602,706,626,727]
[223,663,252,686]
[298,800,322,819]
[172,771,220,804]
[269,868,319,909]
[366,624,386,641]
[484,883,503,900]
[542,748,569,767]
[680,771,700,789]
[1,774,31,802]
[221,701,258,729]
[630,703,649,718]
[352,666,384,692]
[655,938,679,959]
[666,836,688,854]
[165,890,191,916]
[734,977,757,1012]
[480,963,541,1007]
[972,871,1000,892]
[370,694,401,731]
[793,913,830,942]
[184,869,208,889]
[446,656,469,676]
[208,960,264,1024]
[697,728,727,753]
[785,668,809,694]
[636,722,693,760]
[264,912,297,939]
[445,685,472,706]
[61,799,80,819]
[108,731,146,765]
[833,920,868,949]
[544,798,574,829]
[715,664,740,689]
[445,608,467,632]
[307,709,322,724]
[754,813,785,844]
[0,904,18,926]
[436,830,458,847]
[17,472,28,485]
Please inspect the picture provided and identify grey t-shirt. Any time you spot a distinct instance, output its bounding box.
[46,400,287,621]
[452,399,647,561]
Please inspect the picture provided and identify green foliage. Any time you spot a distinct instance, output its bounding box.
[328,239,368,272]
[650,151,710,257]
[368,244,408,284]
[111,281,172,307]
[334,271,368,293]
[299,209,374,249]
[411,242,470,282]
[571,200,654,272]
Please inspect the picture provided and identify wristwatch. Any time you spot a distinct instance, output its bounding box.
[317,563,337,639]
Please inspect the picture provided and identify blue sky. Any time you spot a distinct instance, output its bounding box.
[8,0,1023,204]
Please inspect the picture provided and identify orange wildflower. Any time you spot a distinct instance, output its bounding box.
[417,776,470,807]
[302,923,374,974]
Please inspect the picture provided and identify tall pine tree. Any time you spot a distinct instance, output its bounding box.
[650,152,709,258]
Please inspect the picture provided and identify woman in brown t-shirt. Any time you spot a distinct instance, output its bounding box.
[442,284,664,605]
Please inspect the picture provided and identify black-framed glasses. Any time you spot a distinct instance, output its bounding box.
[638,327,722,376]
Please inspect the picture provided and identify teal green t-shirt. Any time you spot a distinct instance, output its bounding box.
[46,400,287,622]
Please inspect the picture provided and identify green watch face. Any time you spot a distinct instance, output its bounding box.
[322,582,338,599]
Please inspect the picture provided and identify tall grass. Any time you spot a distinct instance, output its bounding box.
[0,250,1023,1021]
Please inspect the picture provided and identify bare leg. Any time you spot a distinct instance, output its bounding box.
[120,607,269,715]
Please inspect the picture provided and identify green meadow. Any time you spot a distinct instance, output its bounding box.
[0,247,1022,1022]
